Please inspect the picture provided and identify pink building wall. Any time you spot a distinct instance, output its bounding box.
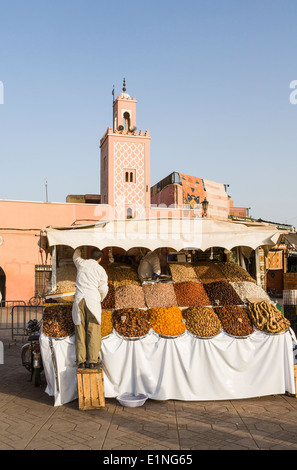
[0,200,110,302]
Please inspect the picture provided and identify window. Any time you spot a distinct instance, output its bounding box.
[127,208,133,219]
[124,169,136,183]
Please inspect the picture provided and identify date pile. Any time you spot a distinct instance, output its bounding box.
[148,306,186,336]
[173,281,211,307]
[112,308,150,338]
[184,306,221,337]
[215,306,254,337]
[203,281,242,306]
[102,283,115,309]
[43,303,74,338]
[247,301,290,334]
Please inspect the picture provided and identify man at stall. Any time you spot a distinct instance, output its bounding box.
[72,247,108,370]
[138,250,161,281]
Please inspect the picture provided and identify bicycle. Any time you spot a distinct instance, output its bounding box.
[28,293,46,306]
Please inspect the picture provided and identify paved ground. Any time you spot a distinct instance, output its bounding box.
[1,332,297,453]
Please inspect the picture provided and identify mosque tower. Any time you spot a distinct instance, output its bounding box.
[100,79,151,219]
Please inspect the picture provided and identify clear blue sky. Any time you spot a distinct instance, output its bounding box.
[0,0,296,225]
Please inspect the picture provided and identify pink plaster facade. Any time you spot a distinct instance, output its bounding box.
[0,200,110,302]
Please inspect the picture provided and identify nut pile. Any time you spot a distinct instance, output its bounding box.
[114,284,146,309]
[215,306,254,337]
[102,283,115,309]
[101,310,113,337]
[173,281,211,307]
[112,308,150,338]
[219,262,256,283]
[43,303,74,338]
[194,262,226,284]
[148,306,186,336]
[53,265,77,294]
[203,281,242,306]
[143,283,177,308]
[103,264,140,286]
[169,263,198,282]
[231,281,271,303]
[184,306,221,337]
[247,301,290,334]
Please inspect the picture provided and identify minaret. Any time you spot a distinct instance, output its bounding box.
[100,80,151,219]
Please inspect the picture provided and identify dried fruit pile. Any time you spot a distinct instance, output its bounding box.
[194,262,226,284]
[219,262,256,283]
[184,306,221,337]
[53,265,77,294]
[231,281,270,303]
[173,281,211,307]
[247,301,290,334]
[43,303,74,338]
[114,284,146,309]
[112,308,150,338]
[101,310,113,337]
[143,283,177,308]
[102,283,115,309]
[148,306,186,336]
[203,281,242,306]
[215,306,254,337]
[169,263,198,282]
[103,264,140,286]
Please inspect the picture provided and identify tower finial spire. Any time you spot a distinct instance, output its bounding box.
[122,78,126,92]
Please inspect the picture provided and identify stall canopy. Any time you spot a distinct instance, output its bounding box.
[42,217,287,253]
[285,232,297,247]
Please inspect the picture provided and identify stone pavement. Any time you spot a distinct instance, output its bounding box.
[1,332,297,452]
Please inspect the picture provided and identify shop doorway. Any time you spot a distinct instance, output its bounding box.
[0,267,6,303]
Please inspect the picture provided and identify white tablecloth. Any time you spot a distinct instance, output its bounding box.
[39,329,296,406]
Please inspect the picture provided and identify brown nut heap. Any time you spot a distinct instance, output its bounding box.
[101,283,115,309]
[143,283,177,308]
[184,306,221,337]
[194,261,227,284]
[103,263,140,286]
[169,263,198,282]
[101,310,113,337]
[219,262,256,283]
[203,281,242,306]
[112,308,150,338]
[114,284,146,309]
[247,301,290,334]
[173,281,211,307]
[43,303,74,338]
[215,305,254,337]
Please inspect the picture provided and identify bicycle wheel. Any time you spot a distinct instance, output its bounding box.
[29,296,41,306]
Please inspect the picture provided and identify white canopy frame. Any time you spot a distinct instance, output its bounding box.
[43,217,287,254]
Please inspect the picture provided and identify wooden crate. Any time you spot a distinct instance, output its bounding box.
[77,366,105,410]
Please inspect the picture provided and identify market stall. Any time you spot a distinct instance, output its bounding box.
[38,217,297,406]
[40,327,296,406]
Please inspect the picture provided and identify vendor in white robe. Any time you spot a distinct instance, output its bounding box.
[72,247,108,370]
[138,250,161,281]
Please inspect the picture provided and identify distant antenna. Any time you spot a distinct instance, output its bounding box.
[112,84,115,104]
[45,178,48,202]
